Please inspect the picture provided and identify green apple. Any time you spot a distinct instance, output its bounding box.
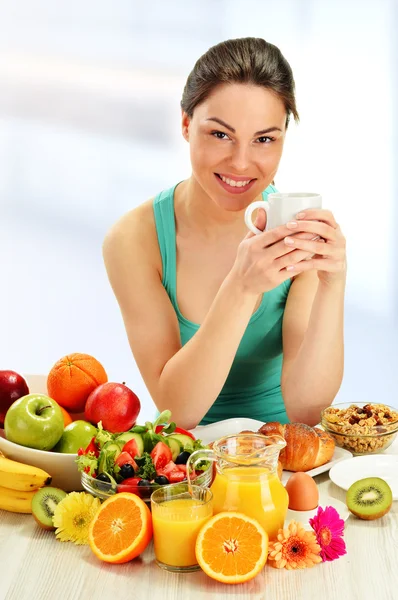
[53,420,97,454]
[4,394,64,451]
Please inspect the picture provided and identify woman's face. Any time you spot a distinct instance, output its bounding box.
[182,83,287,212]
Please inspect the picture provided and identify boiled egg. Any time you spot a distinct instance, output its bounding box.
[285,472,319,511]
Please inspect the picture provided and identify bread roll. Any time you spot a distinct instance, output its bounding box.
[257,422,335,472]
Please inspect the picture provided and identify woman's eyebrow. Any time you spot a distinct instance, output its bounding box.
[205,117,282,136]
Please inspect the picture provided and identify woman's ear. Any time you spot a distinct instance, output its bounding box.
[181,111,190,142]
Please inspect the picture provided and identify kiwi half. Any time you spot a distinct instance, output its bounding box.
[31,487,68,530]
[346,477,393,520]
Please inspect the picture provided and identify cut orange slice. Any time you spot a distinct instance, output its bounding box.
[88,492,152,564]
[195,512,268,584]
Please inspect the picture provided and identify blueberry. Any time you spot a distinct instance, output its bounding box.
[175,451,191,465]
[154,475,169,485]
[138,479,151,487]
[120,464,135,479]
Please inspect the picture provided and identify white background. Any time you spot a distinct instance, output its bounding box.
[1,0,397,420]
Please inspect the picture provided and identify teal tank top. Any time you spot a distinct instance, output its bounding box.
[153,182,291,425]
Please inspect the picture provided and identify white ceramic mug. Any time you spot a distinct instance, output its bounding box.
[244,192,322,235]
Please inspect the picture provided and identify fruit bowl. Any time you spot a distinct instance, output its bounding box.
[321,402,398,456]
[0,430,83,491]
[0,374,84,491]
[81,462,215,503]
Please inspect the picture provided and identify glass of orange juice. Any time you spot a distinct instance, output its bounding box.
[151,483,213,572]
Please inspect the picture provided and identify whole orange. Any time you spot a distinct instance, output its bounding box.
[59,405,73,427]
[47,353,108,413]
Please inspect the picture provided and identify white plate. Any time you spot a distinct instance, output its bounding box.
[189,418,265,443]
[281,447,352,483]
[329,454,398,500]
[286,495,350,530]
[189,418,352,479]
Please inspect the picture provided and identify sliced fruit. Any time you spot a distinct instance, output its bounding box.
[175,464,187,474]
[117,477,142,494]
[122,438,141,459]
[117,432,144,456]
[195,512,268,584]
[168,471,185,483]
[159,461,177,476]
[150,441,172,471]
[31,487,68,530]
[166,433,194,450]
[88,492,153,563]
[346,477,393,520]
[156,426,195,440]
[115,452,137,471]
[164,437,182,461]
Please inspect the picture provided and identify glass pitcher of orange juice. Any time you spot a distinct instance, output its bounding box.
[187,433,288,540]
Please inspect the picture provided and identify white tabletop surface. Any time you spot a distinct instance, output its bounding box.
[1,440,398,600]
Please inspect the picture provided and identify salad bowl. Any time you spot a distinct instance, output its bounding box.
[78,411,212,502]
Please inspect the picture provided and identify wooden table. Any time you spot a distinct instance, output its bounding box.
[1,441,397,600]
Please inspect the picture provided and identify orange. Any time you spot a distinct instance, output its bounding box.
[88,492,153,564]
[59,405,73,427]
[47,353,108,413]
[195,512,268,584]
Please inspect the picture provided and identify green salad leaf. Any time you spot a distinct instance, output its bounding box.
[95,421,115,449]
[75,453,98,477]
[135,452,156,480]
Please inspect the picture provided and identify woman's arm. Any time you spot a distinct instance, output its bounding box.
[281,271,345,426]
[103,203,312,430]
[280,209,347,426]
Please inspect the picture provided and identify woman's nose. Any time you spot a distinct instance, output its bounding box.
[228,143,251,173]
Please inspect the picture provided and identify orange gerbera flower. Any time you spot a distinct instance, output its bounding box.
[268,521,322,570]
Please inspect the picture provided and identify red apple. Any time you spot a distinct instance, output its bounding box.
[0,370,30,427]
[84,382,141,433]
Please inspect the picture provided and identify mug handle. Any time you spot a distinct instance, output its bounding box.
[244,200,270,235]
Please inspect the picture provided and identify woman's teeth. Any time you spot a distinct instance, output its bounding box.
[219,174,252,188]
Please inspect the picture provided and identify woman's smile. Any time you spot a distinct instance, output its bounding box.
[214,173,257,194]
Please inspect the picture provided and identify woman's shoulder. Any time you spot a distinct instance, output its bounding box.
[102,197,161,272]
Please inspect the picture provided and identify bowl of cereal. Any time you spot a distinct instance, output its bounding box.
[320,402,398,455]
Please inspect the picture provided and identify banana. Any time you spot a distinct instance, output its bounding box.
[0,455,52,492]
[0,485,35,513]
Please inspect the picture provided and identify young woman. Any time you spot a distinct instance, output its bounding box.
[103,37,346,429]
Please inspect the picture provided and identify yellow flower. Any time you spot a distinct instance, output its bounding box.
[53,492,101,545]
[268,521,322,570]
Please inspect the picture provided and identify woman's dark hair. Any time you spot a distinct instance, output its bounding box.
[181,37,299,127]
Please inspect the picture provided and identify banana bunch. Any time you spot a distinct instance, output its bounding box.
[0,453,52,513]
[0,485,37,513]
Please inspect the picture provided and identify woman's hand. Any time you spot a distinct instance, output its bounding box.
[283,209,347,285]
[231,208,316,296]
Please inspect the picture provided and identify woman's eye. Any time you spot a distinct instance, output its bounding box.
[257,136,275,144]
[211,131,229,140]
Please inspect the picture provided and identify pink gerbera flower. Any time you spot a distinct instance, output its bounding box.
[309,506,347,562]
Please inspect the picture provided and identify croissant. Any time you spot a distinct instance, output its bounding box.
[257,422,335,472]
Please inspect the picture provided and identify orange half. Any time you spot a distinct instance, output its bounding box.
[88,492,152,564]
[195,512,268,584]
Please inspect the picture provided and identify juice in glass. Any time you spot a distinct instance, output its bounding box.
[210,466,288,540]
[151,485,213,572]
